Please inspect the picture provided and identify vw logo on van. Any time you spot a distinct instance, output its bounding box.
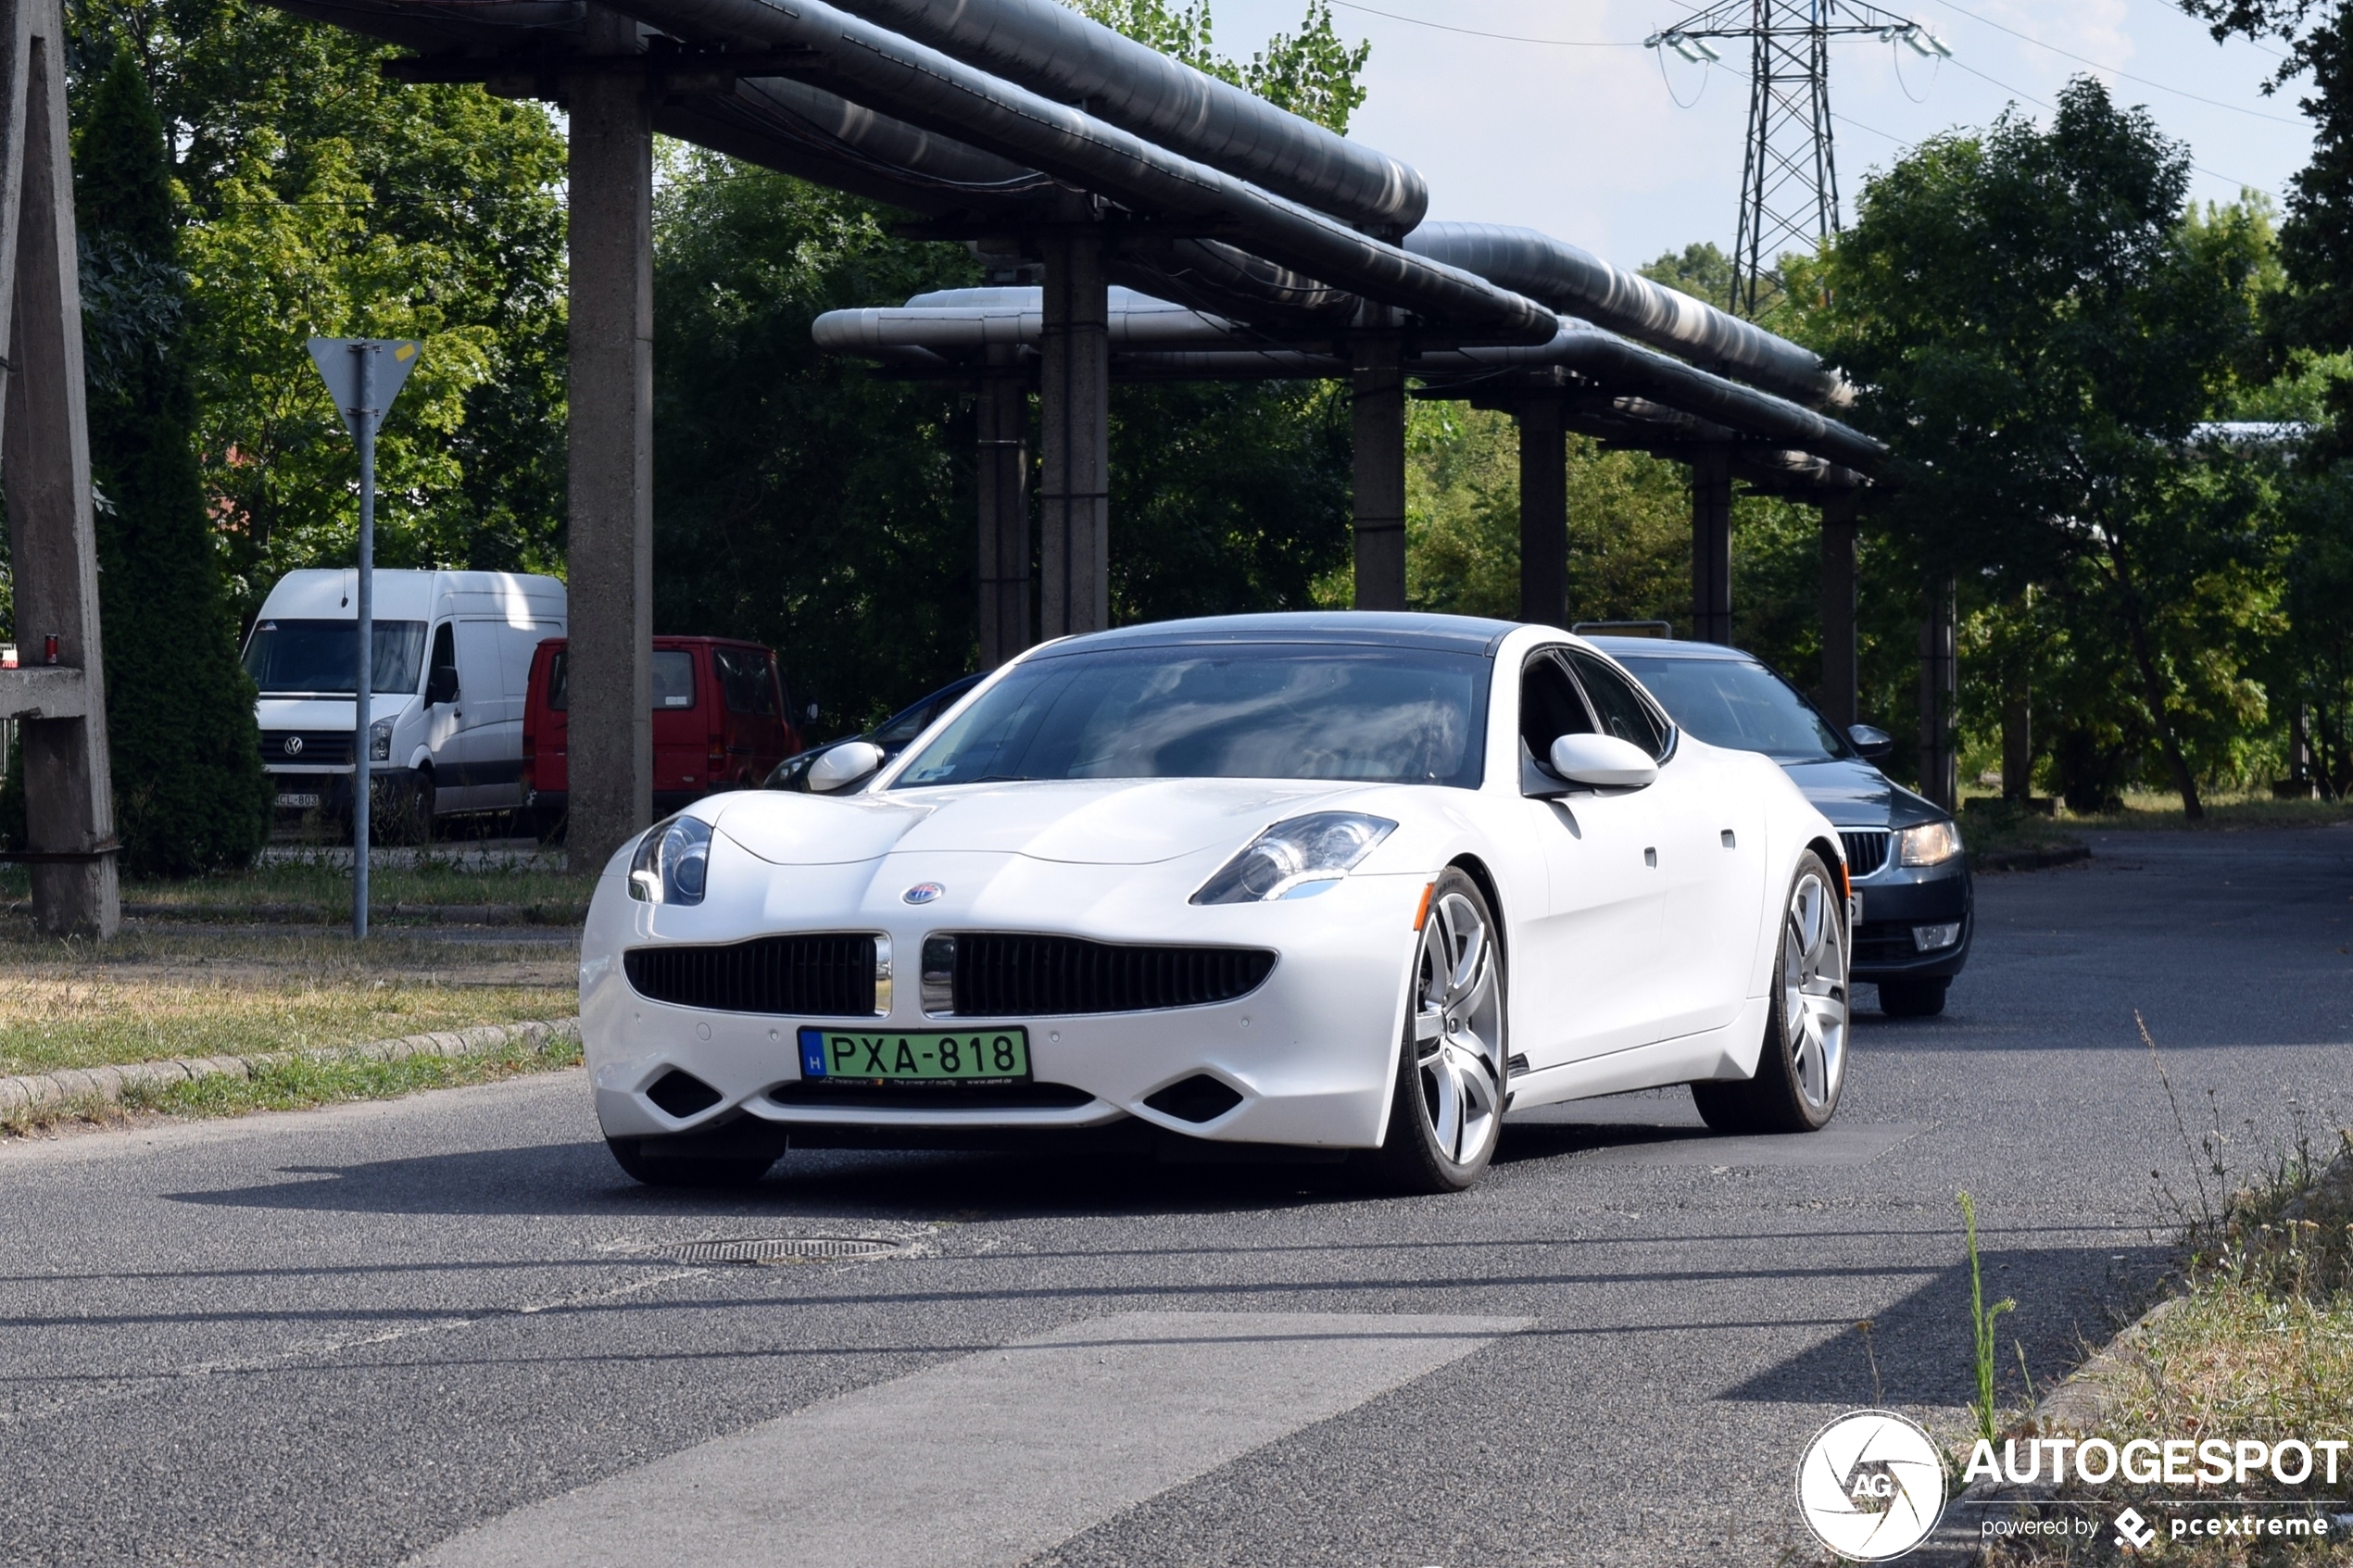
[901,882,944,905]
[283,735,304,756]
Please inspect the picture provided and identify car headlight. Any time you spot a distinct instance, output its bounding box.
[628,814,712,905]
[1896,820,1963,867]
[1191,812,1397,905]
[369,719,393,762]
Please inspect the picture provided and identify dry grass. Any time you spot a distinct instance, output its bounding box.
[0,919,573,1077]
[1975,1135,2353,1566]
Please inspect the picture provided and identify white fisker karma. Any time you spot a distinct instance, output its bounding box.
[581,613,1852,1194]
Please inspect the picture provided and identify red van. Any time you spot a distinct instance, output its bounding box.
[522,636,802,822]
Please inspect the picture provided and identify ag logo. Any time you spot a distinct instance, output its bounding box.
[283,735,304,756]
[1794,1410,1946,1561]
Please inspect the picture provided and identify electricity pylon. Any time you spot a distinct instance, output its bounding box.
[1648,2,1950,318]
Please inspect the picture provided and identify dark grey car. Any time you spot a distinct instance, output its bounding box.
[1592,636,1970,1017]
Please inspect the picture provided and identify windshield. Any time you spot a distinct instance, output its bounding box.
[896,645,1490,789]
[1612,653,1854,762]
[242,619,428,696]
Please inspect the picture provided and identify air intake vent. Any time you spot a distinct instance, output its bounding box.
[625,935,877,1016]
[646,1069,723,1119]
[1840,830,1890,877]
[950,935,1276,1016]
[1144,1074,1244,1123]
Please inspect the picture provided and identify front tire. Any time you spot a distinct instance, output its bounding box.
[1376,869,1506,1194]
[1692,850,1848,1135]
[1877,976,1948,1017]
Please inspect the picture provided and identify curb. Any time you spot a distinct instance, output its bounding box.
[1973,844,2092,873]
[0,1017,582,1115]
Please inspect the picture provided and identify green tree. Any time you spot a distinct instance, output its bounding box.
[74,43,271,875]
[71,0,568,621]
[1815,79,2274,816]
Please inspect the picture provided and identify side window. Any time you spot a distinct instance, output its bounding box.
[1566,648,1670,759]
[712,646,776,716]
[652,650,697,709]
[426,622,459,703]
[545,650,568,713]
[1518,650,1595,764]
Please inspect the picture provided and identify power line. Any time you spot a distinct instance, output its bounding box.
[1923,0,2304,125]
[1939,55,2276,195]
[1325,1,1642,47]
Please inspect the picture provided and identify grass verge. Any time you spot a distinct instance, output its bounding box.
[1973,1133,2353,1565]
[0,919,573,1077]
[0,851,592,922]
[0,1027,584,1138]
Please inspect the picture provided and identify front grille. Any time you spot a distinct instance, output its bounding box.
[1852,920,1918,965]
[261,730,354,767]
[769,1081,1094,1110]
[625,935,876,1016]
[1840,830,1891,877]
[950,935,1277,1016]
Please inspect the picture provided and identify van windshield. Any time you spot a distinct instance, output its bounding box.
[243,620,428,696]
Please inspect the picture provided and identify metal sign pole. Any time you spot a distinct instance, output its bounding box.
[350,342,374,939]
[307,336,418,943]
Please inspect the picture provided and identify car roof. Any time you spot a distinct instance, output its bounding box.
[1044,611,1522,657]
[1586,635,1760,663]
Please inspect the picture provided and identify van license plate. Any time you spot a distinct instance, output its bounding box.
[275,792,321,809]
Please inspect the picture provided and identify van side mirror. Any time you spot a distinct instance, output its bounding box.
[1847,723,1895,762]
[426,666,459,706]
[806,740,885,794]
[1548,733,1658,789]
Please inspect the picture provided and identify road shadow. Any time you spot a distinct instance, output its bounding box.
[1717,1243,2169,1411]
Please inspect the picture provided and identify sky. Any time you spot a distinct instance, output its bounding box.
[1206,0,2314,272]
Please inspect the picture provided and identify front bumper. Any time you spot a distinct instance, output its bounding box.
[266,765,418,815]
[1848,858,1972,980]
[580,844,1428,1152]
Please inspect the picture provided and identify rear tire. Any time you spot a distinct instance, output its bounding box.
[1877,977,1948,1017]
[1375,869,1506,1195]
[605,1135,774,1188]
[1692,850,1848,1135]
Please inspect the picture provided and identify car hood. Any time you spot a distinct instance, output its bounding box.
[256,695,412,729]
[1778,757,1945,830]
[712,777,1371,867]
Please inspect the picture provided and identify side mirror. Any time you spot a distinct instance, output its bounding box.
[1548,733,1658,789]
[806,740,885,794]
[426,668,459,706]
[1847,723,1895,762]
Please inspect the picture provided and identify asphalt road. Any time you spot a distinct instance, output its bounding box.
[4,827,2349,1567]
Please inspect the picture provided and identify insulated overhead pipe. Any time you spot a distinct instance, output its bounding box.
[1405,222,1845,408]
[816,0,1428,233]
[599,0,1557,342]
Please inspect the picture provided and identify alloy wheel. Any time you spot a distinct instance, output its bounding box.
[1781,872,1849,1111]
[1410,890,1504,1166]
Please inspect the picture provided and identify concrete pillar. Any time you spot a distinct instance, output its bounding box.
[1918,576,1957,811]
[0,0,119,938]
[564,6,654,873]
[1818,493,1858,728]
[975,345,1031,666]
[1038,224,1108,637]
[1516,396,1567,627]
[1351,330,1406,610]
[1691,448,1733,645]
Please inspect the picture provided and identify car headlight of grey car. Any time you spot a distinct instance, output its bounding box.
[1191,812,1397,905]
[628,814,712,905]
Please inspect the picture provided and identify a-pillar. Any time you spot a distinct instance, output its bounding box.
[1352,328,1406,610]
[564,6,654,873]
[1818,492,1858,728]
[1691,448,1733,644]
[975,345,1031,665]
[1038,222,1108,636]
[1918,577,1958,811]
[0,0,119,938]
[1516,395,1567,627]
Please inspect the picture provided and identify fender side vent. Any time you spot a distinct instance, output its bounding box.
[1144,1074,1244,1124]
[1505,1053,1529,1080]
[647,1069,724,1119]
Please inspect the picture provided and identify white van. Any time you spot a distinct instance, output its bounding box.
[242,569,567,829]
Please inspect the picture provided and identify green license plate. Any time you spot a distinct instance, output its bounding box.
[798,1026,1031,1084]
